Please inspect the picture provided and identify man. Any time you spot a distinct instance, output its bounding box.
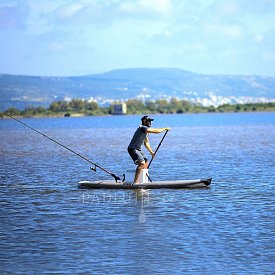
[127,115,170,184]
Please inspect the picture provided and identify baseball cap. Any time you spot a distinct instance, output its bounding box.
[141,115,154,122]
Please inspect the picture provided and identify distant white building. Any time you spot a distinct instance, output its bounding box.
[113,103,127,115]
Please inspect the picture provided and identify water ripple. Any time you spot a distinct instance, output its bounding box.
[0,113,274,274]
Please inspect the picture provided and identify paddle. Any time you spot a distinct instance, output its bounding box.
[146,130,169,182]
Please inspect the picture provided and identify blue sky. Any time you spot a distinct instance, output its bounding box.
[0,0,275,76]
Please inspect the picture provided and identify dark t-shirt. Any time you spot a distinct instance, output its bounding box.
[128,125,148,150]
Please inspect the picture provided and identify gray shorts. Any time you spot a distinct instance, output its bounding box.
[128,148,147,165]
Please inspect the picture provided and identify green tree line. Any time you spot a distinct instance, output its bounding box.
[2,98,275,117]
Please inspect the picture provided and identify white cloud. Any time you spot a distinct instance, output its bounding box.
[254,34,263,43]
[0,0,29,29]
[48,41,65,52]
[262,51,275,61]
[208,1,240,16]
[57,2,84,19]
[45,0,116,26]
[119,0,173,17]
[203,24,244,39]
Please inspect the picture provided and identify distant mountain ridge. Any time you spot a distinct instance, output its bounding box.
[0,68,274,110]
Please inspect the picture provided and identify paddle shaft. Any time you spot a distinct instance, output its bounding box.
[3,113,121,181]
[148,130,168,169]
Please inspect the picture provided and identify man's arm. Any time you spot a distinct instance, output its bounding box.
[146,127,170,134]
[144,136,154,156]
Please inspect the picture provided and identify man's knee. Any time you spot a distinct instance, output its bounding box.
[137,160,146,168]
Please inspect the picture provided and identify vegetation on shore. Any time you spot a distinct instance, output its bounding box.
[2,98,275,118]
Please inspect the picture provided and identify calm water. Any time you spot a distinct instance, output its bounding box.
[0,113,274,274]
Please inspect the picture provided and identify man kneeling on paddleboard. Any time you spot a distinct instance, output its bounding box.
[127,115,170,185]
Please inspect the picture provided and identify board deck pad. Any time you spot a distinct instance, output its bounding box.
[78,178,212,189]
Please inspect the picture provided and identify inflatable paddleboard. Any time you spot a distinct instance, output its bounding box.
[78,178,212,189]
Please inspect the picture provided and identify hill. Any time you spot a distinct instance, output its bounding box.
[0,68,274,110]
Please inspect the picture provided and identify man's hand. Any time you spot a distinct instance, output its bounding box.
[150,151,155,157]
[146,127,170,134]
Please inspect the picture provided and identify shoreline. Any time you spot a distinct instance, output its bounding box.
[1,110,275,119]
[2,100,274,119]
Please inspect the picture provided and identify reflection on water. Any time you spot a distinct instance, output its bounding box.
[0,113,274,273]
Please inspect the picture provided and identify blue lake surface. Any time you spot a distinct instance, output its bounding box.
[0,112,274,274]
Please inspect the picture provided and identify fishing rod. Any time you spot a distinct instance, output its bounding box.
[2,113,124,182]
[146,130,169,182]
